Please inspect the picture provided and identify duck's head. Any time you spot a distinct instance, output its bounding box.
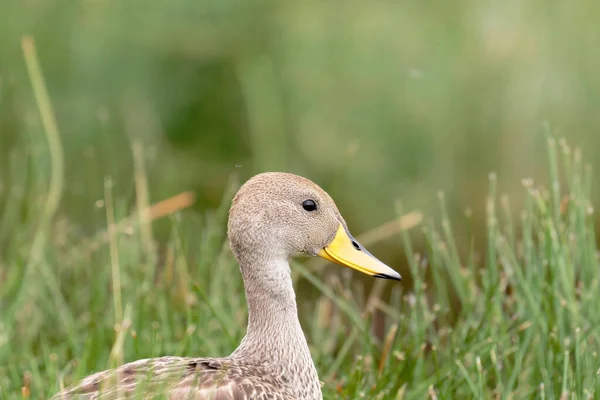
[228,172,401,281]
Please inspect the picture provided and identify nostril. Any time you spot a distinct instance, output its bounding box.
[351,241,360,251]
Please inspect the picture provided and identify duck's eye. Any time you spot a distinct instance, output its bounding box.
[302,199,317,212]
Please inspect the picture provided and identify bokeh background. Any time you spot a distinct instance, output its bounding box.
[1,1,600,297]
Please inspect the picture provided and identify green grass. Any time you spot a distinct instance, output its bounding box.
[1,128,600,399]
[3,0,600,239]
[1,9,600,397]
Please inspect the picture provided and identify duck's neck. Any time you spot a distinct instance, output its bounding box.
[243,259,298,333]
[230,258,321,398]
[233,258,307,355]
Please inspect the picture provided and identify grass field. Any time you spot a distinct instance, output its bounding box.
[1,132,599,398]
[2,2,600,399]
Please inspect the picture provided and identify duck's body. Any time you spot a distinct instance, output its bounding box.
[53,173,401,400]
[53,355,316,399]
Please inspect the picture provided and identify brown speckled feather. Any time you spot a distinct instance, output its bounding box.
[52,356,291,399]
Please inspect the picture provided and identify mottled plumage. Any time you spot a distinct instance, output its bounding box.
[52,172,401,400]
[52,356,311,399]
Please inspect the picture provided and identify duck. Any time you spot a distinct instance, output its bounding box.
[52,172,401,400]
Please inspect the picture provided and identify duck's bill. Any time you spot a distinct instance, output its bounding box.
[318,224,402,281]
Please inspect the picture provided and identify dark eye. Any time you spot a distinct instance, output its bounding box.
[302,199,317,212]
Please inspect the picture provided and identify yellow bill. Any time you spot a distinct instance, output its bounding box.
[318,224,402,281]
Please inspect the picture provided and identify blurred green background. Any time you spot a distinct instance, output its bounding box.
[1,0,600,272]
